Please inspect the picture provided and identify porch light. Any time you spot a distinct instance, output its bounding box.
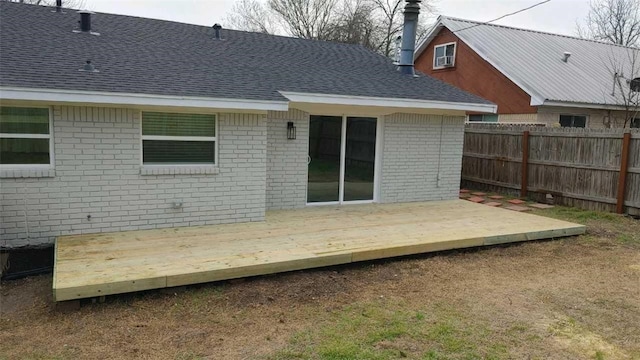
[287,121,296,140]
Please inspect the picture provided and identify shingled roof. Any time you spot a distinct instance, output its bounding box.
[0,2,493,110]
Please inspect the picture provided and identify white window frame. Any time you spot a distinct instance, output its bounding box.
[433,42,457,69]
[0,105,54,169]
[306,114,383,206]
[467,114,484,122]
[140,111,218,167]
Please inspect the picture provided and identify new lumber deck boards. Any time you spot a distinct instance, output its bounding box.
[53,200,585,301]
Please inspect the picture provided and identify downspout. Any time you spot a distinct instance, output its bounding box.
[436,115,445,188]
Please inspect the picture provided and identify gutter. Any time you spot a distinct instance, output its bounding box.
[0,87,497,114]
[279,91,497,114]
[0,87,290,112]
[539,100,635,111]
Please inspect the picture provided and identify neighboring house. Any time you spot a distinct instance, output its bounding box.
[415,16,640,128]
[0,2,495,248]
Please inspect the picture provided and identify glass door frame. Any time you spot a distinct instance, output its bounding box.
[306,114,383,206]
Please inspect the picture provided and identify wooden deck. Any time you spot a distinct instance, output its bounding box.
[53,200,586,301]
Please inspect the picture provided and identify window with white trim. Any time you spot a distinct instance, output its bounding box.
[141,112,216,165]
[0,107,52,166]
[433,42,456,69]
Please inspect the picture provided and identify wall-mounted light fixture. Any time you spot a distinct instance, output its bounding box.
[287,121,296,140]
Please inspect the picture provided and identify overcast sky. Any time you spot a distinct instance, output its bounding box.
[82,0,591,37]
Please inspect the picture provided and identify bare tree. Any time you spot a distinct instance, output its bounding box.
[372,0,434,58]
[224,0,435,56]
[577,0,640,47]
[268,0,339,40]
[226,0,276,34]
[326,0,380,48]
[606,49,640,127]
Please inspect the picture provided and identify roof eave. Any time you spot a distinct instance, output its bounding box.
[0,87,290,112]
[414,18,445,60]
[279,91,497,114]
[540,100,636,111]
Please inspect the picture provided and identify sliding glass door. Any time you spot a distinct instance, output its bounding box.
[307,115,377,204]
[344,117,377,201]
[307,116,342,203]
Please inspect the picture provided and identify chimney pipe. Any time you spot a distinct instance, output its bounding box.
[562,52,571,63]
[212,23,222,39]
[78,10,93,32]
[56,0,62,13]
[398,0,421,76]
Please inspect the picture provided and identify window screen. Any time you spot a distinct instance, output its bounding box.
[433,43,456,68]
[141,112,216,165]
[0,107,51,165]
[559,115,587,128]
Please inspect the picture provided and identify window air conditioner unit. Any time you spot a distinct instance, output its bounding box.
[436,56,454,67]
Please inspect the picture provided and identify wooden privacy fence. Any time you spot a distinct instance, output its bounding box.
[462,124,640,215]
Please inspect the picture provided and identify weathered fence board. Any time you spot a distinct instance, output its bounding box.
[462,124,640,215]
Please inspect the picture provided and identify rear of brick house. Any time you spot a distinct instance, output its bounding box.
[0,2,496,251]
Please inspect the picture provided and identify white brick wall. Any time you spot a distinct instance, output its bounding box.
[0,107,467,248]
[0,106,267,248]
[266,109,309,210]
[380,113,465,203]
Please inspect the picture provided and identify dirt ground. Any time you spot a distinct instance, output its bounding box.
[1,206,639,360]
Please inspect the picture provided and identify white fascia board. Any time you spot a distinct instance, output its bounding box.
[0,87,289,112]
[279,91,497,114]
[541,100,632,111]
[414,20,444,59]
[530,95,546,106]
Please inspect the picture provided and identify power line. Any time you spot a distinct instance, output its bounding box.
[452,0,552,33]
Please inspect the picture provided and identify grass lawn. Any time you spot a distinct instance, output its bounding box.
[1,205,639,360]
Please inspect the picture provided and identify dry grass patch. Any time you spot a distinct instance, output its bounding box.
[1,205,639,360]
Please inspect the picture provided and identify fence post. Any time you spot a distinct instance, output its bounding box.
[521,130,530,198]
[616,132,631,214]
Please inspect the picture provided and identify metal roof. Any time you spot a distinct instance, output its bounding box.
[416,16,640,108]
[0,2,493,108]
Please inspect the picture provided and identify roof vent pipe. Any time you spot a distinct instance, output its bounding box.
[79,60,99,73]
[398,0,421,76]
[562,52,571,63]
[78,10,93,32]
[393,35,402,64]
[56,0,62,13]
[213,23,222,39]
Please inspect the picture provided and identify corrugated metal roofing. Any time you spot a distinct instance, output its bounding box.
[418,16,640,107]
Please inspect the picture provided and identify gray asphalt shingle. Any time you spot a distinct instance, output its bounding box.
[0,2,491,105]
